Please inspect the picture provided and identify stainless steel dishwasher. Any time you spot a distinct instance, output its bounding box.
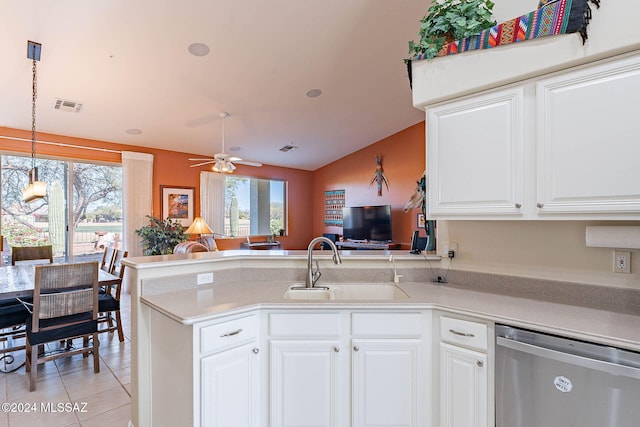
[495,324,640,427]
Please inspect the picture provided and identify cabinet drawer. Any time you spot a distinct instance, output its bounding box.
[352,312,423,338]
[440,316,487,351]
[200,314,258,354]
[269,313,341,337]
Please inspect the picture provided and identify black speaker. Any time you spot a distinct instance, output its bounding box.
[410,231,427,254]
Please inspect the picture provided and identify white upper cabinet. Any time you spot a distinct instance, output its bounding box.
[427,87,525,217]
[426,51,640,220]
[535,54,640,215]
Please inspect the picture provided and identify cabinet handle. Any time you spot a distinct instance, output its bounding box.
[220,328,243,338]
[333,346,340,353]
[449,329,475,338]
[515,203,522,209]
[353,346,360,352]
[477,360,484,367]
[536,202,544,208]
[252,348,260,355]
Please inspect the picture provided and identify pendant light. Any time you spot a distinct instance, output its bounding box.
[22,41,46,203]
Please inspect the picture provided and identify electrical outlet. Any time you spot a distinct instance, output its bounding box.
[444,243,458,254]
[197,272,214,285]
[613,251,631,274]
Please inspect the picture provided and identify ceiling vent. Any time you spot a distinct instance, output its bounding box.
[52,98,83,113]
[279,144,298,153]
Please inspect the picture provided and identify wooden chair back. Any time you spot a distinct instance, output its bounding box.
[100,247,116,272]
[108,250,128,299]
[32,262,99,332]
[11,245,53,265]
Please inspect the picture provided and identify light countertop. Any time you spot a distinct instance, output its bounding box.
[140,279,640,352]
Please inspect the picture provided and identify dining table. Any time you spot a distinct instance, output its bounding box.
[0,263,120,300]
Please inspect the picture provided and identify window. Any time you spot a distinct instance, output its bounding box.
[224,176,286,237]
[1,154,122,263]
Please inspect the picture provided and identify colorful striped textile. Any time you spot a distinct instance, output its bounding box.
[414,0,601,60]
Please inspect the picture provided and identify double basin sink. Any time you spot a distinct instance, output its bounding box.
[284,283,409,301]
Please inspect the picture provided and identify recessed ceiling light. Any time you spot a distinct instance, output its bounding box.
[188,42,210,57]
[126,128,142,135]
[306,89,322,98]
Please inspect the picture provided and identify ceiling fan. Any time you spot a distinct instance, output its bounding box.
[189,112,262,173]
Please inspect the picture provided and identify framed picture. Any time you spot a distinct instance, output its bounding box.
[417,213,426,228]
[160,186,195,226]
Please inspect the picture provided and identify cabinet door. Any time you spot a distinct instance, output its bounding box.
[270,340,342,427]
[440,342,487,427]
[201,341,260,427]
[427,87,525,217]
[352,339,422,427]
[536,54,640,216]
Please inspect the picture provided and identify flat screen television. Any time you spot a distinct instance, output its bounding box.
[342,205,392,242]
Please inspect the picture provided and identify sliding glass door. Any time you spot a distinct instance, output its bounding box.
[0,154,122,263]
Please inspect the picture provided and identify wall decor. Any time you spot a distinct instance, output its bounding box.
[160,185,195,226]
[324,189,345,226]
[370,155,389,196]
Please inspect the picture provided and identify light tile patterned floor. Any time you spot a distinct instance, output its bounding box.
[0,293,132,426]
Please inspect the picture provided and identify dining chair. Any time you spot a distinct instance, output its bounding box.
[0,298,30,371]
[11,245,54,265]
[100,246,116,273]
[98,249,128,342]
[25,262,100,392]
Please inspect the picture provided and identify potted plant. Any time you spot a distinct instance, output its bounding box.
[407,0,496,61]
[135,215,188,255]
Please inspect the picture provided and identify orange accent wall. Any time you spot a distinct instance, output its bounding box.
[312,122,426,249]
[1,122,424,250]
[0,127,314,250]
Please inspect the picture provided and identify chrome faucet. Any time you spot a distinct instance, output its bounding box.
[306,236,342,288]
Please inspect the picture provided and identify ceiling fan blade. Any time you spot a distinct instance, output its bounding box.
[235,160,263,167]
[190,160,215,167]
[188,158,215,161]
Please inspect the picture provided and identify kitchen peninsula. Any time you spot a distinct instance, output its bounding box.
[123,250,640,427]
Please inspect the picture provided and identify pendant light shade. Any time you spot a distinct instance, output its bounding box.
[22,40,46,203]
[22,167,47,203]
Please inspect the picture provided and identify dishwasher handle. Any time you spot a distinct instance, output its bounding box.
[497,336,640,380]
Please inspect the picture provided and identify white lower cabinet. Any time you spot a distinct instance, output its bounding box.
[149,307,493,427]
[270,340,342,427]
[352,339,421,427]
[201,341,260,427]
[439,343,487,427]
[438,316,490,427]
[268,311,427,427]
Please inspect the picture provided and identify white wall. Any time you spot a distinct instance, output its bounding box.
[436,220,640,289]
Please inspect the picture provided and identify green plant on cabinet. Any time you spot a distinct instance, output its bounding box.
[407,0,496,61]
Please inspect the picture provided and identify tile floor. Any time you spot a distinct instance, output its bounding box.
[0,293,132,427]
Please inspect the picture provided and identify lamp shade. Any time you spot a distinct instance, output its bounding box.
[185,216,213,235]
[22,167,46,203]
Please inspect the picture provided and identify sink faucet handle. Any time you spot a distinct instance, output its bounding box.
[312,259,322,285]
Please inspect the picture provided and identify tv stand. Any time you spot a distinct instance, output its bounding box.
[335,241,398,250]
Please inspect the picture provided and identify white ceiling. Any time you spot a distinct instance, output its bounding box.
[0,0,427,171]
